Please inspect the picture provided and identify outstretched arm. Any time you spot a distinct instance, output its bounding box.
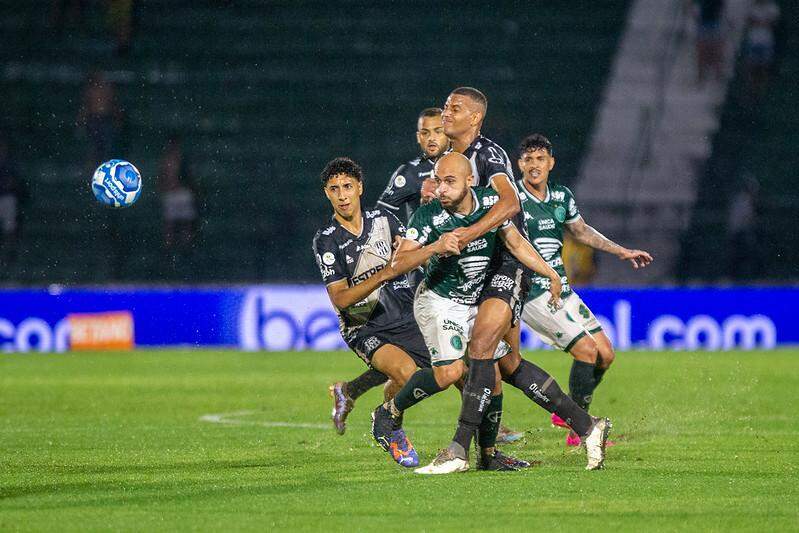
[326,266,394,310]
[451,173,519,248]
[566,217,653,269]
[499,224,562,307]
[391,234,460,276]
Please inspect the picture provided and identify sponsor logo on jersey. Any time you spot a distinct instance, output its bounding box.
[322,226,336,236]
[459,256,491,279]
[322,252,336,265]
[392,279,410,290]
[481,195,499,207]
[432,211,451,227]
[538,218,555,231]
[528,382,551,404]
[363,336,382,353]
[442,319,464,334]
[533,237,562,260]
[350,263,387,285]
[320,265,335,279]
[365,210,381,219]
[346,255,354,264]
[465,238,488,253]
[339,239,353,249]
[551,190,565,202]
[394,175,406,187]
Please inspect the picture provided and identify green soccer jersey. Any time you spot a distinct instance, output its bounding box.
[406,187,509,305]
[517,180,581,301]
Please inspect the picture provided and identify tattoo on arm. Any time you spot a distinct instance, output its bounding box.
[570,221,625,255]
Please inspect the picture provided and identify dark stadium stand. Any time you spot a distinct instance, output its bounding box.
[0,0,629,282]
[679,1,796,282]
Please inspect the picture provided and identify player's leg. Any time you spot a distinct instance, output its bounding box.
[495,323,525,445]
[446,297,510,461]
[329,368,388,435]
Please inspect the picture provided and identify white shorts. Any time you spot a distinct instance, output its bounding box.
[521,291,602,352]
[414,283,510,366]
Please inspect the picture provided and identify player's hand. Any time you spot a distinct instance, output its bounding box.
[393,235,402,250]
[450,227,474,250]
[547,277,563,312]
[420,178,438,205]
[618,248,653,269]
[435,232,461,256]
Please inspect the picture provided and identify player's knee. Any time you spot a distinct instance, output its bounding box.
[433,362,464,388]
[571,338,598,364]
[468,330,502,360]
[598,344,615,369]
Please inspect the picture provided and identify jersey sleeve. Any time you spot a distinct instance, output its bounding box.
[406,205,436,246]
[562,186,581,223]
[381,207,407,240]
[377,164,416,212]
[312,231,347,285]
[478,144,515,187]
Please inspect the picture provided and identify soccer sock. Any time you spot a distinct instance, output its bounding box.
[505,358,593,437]
[391,368,443,412]
[346,368,388,401]
[593,353,609,387]
[569,360,597,411]
[450,358,494,456]
[477,393,503,450]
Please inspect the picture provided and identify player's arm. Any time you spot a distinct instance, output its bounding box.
[377,164,412,213]
[451,173,519,248]
[325,269,394,310]
[391,234,459,276]
[499,224,562,305]
[566,217,653,269]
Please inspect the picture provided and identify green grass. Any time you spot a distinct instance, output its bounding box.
[1,350,798,531]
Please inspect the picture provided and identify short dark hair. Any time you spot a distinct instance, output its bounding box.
[518,134,553,157]
[418,107,443,121]
[321,157,363,187]
[451,87,487,113]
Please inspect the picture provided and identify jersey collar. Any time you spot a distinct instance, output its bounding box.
[330,211,365,238]
[452,188,479,218]
[521,180,550,204]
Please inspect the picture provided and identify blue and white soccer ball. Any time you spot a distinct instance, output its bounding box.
[91,159,142,208]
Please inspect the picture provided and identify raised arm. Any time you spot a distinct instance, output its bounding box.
[391,234,459,276]
[499,224,562,306]
[566,217,653,269]
[451,173,519,248]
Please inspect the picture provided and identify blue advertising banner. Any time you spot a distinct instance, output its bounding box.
[0,286,794,352]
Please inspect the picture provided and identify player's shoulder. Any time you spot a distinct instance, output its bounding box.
[409,198,440,221]
[312,222,339,248]
[549,182,576,200]
[473,186,500,207]
[473,135,511,157]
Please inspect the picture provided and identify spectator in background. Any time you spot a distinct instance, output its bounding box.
[562,234,597,287]
[158,134,199,251]
[0,134,24,263]
[743,0,780,100]
[694,0,725,85]
[77,70,124,170]
[727,174,759,280]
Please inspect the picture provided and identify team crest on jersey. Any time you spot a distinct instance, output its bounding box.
[554,206,566,223]
[373,240,391,259]
[406,227,419,240]
[533,237,562,260]
[394,175,406,188]
[450,335,464,351]
[322,252,336,265]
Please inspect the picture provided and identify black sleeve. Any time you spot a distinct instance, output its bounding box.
[476,144,515,187]
[377,164,416,211]
[382,207,407,240]
[312,231,348,285]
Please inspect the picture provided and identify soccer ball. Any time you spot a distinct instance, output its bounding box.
[91,159,142,208]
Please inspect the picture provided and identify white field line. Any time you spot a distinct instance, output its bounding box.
[199,410,330,429]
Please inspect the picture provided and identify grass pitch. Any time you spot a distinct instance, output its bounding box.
[1,349,797,531]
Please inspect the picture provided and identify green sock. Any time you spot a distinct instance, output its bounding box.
[477,394,503,449]
[393,368,443,412]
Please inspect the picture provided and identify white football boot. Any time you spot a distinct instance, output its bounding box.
[584,417,612,470]
[414,448,469,475]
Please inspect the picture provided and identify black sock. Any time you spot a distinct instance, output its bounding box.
[346,368,388,400]
[451,358,494,454]
[392,368,444,412]
[477,394,503,450]
[505,358,593,437]
[569,360,597,411]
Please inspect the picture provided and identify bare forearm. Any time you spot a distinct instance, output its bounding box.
[573,224,626,255]
[392,246,438,276]
[467,195,519,240]
[501,229,559,280]
[330,271,387,309]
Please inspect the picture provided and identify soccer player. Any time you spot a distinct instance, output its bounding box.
[327,108,447,435]
[425,87,532,469]
[313,157,448,467]
[507,134,652,445]
[372,152,611,473]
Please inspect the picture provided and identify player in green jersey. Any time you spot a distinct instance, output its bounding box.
[504,133,652,446]
[371,152,612,473]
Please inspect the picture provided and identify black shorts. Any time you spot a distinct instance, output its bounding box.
[347,321,431,369]
[478,252,531,327]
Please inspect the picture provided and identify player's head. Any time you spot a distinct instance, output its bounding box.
[416,108,448,158]
[434,152,473,210]
[442,87,487,138]
[321,157,364,219]
[518,134,555,187]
